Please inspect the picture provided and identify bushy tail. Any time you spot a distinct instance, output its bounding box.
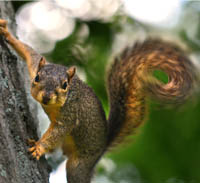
[107,39,197,147]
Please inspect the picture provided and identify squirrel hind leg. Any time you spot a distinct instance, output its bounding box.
[66,156,96,183]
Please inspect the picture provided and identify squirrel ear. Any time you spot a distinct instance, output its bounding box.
[38,57,46,70]
[67,66,76,82]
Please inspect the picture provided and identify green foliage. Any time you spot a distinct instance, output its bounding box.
[108,99,200,183]
[153,70,169,84]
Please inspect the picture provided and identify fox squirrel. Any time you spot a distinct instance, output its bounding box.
[0,19,197,183]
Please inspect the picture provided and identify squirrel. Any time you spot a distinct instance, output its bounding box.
[0,19,197,183]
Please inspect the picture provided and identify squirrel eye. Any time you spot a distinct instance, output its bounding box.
[35,75,40,82]
[62,81,68,90]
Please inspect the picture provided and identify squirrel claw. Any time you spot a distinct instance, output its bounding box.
[28,146,36,152]
[27,138,37,146]
[31,151,40,160]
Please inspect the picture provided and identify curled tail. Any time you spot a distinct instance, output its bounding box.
[107,39,197,147]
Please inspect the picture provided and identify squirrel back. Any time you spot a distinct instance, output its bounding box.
[107,39,196,147]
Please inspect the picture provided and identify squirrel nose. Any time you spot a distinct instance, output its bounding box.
[42,95,51,105]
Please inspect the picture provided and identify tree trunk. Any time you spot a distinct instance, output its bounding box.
[0,2,50,183]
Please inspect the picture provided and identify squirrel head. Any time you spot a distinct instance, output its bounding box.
[31,58,76,107]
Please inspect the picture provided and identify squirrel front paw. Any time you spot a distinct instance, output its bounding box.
[0,19,10,37]
[0,19,7,28]
[28,139,46,160]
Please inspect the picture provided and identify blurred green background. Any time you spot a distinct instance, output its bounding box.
[12,1,200,183]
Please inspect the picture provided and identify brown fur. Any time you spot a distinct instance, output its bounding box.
[0,19,197,183]
[107,39,196,147]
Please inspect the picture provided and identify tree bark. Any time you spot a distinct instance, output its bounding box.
[0,2,50,183]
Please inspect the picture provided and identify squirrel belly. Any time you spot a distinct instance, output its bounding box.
[57,75,108,156]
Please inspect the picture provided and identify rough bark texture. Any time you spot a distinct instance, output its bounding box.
[0,2,50,183]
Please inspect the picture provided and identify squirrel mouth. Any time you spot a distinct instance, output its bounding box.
[42,96,51,105]
[42,96,60,106]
